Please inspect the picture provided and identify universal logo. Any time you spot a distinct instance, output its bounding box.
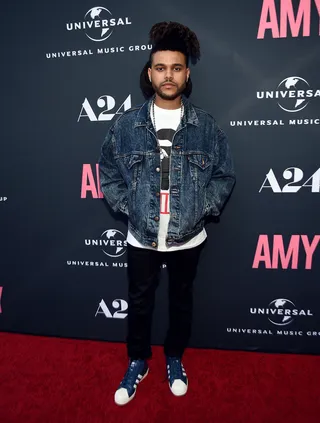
[227,297,317,338]
[230,76,320,127]
[66,6,131,42]
[85,229,127,258]
[46,6,150,59]
[66,229,128,268]
[250,298,313,326]
[257,76,320,113]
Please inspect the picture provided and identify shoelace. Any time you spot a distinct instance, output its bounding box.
[121,361,142,389]
[168,358,184,381]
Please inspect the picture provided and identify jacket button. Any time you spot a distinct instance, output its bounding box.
[156,192,160,197]
[156,167,160,172]
[154,216,159,221]
[151,242,157,248]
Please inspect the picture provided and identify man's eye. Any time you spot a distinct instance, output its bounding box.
[174,68,182,71]
[156,68,164,71]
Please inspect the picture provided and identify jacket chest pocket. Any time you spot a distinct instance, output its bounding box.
[188,153,211,187]
[122,154,144,189]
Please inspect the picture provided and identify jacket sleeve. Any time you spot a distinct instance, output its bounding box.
[98,126,129,216]
[204,124,236,217]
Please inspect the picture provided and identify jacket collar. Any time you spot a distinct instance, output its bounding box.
[134,95,199,128]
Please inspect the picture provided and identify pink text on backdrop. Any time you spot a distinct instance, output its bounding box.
[252,235,320,269]
[257,0,320,39]
[81,164,104,199]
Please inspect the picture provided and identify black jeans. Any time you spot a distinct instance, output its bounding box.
[126,242,204,360]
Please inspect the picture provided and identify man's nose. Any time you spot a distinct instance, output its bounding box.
[165,69,174,80]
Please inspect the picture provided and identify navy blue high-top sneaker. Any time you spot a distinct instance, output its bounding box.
[166,356,188,396]
[114,359,149,406]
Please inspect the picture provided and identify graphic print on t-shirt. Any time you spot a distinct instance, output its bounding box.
[152,104,181,217]
[157,128,175,191]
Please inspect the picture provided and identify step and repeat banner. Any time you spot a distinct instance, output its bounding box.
[1,0,320,354]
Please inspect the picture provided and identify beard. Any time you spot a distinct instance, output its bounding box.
[152,81,186,100]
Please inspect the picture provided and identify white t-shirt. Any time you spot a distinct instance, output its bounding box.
[127,103,207,251]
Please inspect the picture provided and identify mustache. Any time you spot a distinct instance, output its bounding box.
[161,81,177,86]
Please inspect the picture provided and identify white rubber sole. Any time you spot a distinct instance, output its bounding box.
[168,379,188,397]
[114,368,149,406]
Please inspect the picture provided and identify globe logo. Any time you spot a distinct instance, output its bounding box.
[268,298,295,326]
[277,76,310,113]
[100,229,127,258]
[84,7,114,42]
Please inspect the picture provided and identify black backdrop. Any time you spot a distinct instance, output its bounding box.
[1,0,320,354]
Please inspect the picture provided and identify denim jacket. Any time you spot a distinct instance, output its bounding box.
[99,95,236,249]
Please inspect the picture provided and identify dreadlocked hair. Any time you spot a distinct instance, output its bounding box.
[149,21,200,65]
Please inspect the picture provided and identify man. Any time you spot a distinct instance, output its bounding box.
[99,21,235,406]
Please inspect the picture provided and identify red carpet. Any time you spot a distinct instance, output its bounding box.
[0,332,320,423]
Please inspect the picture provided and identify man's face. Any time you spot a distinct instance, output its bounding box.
[148,50,190,101]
